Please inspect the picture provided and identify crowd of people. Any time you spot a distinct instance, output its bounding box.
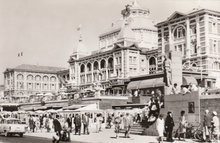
[155,110,220,143]
[0,105,219,143]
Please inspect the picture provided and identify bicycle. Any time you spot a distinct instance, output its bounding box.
[186,122,203,141]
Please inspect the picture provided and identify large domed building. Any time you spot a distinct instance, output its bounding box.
[68,1,160,97]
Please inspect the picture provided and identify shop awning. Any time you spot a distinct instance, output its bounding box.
[63,104,85,110]
[139,78,164,89]
[182,76,198,85]
[127,81,141,90]
[127,78,164,90]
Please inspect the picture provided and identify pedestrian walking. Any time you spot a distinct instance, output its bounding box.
[114,115,121,138]
[74,113,82,135]
[53,115,62,139]
[211,111,219,141]
[82,113,90,135]
[123,113,132,138]
[202,109,212,142]
[165,111,174,142]
[178,110,187,141]
[156,114,165,143]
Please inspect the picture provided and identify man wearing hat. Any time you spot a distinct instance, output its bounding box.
[203,109,212,142]
[212,111,219,141]
[165,111,175,142]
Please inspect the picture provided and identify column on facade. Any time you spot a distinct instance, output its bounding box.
[113,53,116,76]
[196,16,201,54]
[168,25,173,52]
[186,18,191,59]
[161,27,165,54]
[84,63,87,84]
[121,50,124,78]
[76,63,80,86]
[204,14,209,55]
[105,59,108,80]
[91,62,94,83]
[125,50,129,78]
[98,60,101,81]
[137,51,140,75]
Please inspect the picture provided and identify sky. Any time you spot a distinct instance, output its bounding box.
[0,0,220,84]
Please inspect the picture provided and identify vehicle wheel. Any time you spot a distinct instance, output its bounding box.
[195,130,203,141]
[19,133,23,137]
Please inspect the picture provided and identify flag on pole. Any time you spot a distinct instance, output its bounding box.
[77,24,81,31]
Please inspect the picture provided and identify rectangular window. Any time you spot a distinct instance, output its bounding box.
[209,22,212,33]
[129,56,132,63]
[209,39,213,54]
[133,57,137,63]
[218,24,220,34]
[218,41,220,54]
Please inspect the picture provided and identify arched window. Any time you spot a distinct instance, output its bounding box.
[50,76,56,82]
[43,76,49,82]
[27,75,33,81]
[35,75,41,81]
[17,74,24,80]
[87,63,91,72]
[93,61,98,70]
[173,26,186,39]
[108,58,114,69]
[149,57,156,74]
[80,64,85,73]
[101,60,106,69]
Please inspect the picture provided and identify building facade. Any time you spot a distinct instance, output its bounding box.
[157,8,220,87]
[4,64,67,101]
[68,1,159,96]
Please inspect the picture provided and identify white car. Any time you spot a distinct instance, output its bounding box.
[0,118,28,137]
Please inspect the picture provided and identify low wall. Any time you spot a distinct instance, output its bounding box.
[143,91,201,136]
[200,95,220,125]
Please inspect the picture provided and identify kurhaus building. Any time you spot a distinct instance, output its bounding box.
[68,1,159,96]
[68,2,220,97]
[4,64,67,101]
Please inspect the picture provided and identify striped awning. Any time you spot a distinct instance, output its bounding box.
[182,76,198,86]
[127,78,164,90]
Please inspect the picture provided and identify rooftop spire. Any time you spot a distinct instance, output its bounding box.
[72,25,89,58]
[77,24,82,42]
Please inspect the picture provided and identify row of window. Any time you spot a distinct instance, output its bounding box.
[209,39,220,54]
[209,22,220,34]
[17,82,56,90]
[212,61,220,70]
[80,58,114,73]
[80,72,109,84]
[17,74,57,82]
[129,56,137,64]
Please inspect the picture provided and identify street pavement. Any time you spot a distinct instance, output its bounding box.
[0,134,85,143]
[24,127,200,143]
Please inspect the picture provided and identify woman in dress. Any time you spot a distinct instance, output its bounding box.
[156,114,165,143]
[178,110,187,141]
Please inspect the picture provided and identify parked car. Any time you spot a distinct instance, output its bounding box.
[0,118,28,137]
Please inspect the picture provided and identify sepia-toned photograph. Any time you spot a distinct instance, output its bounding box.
[0,0,220,142]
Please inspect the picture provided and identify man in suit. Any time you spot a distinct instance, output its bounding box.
[74,113,82,135]
[53,115,62,139]
[82,113,90,135]
[165,111,175,142]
